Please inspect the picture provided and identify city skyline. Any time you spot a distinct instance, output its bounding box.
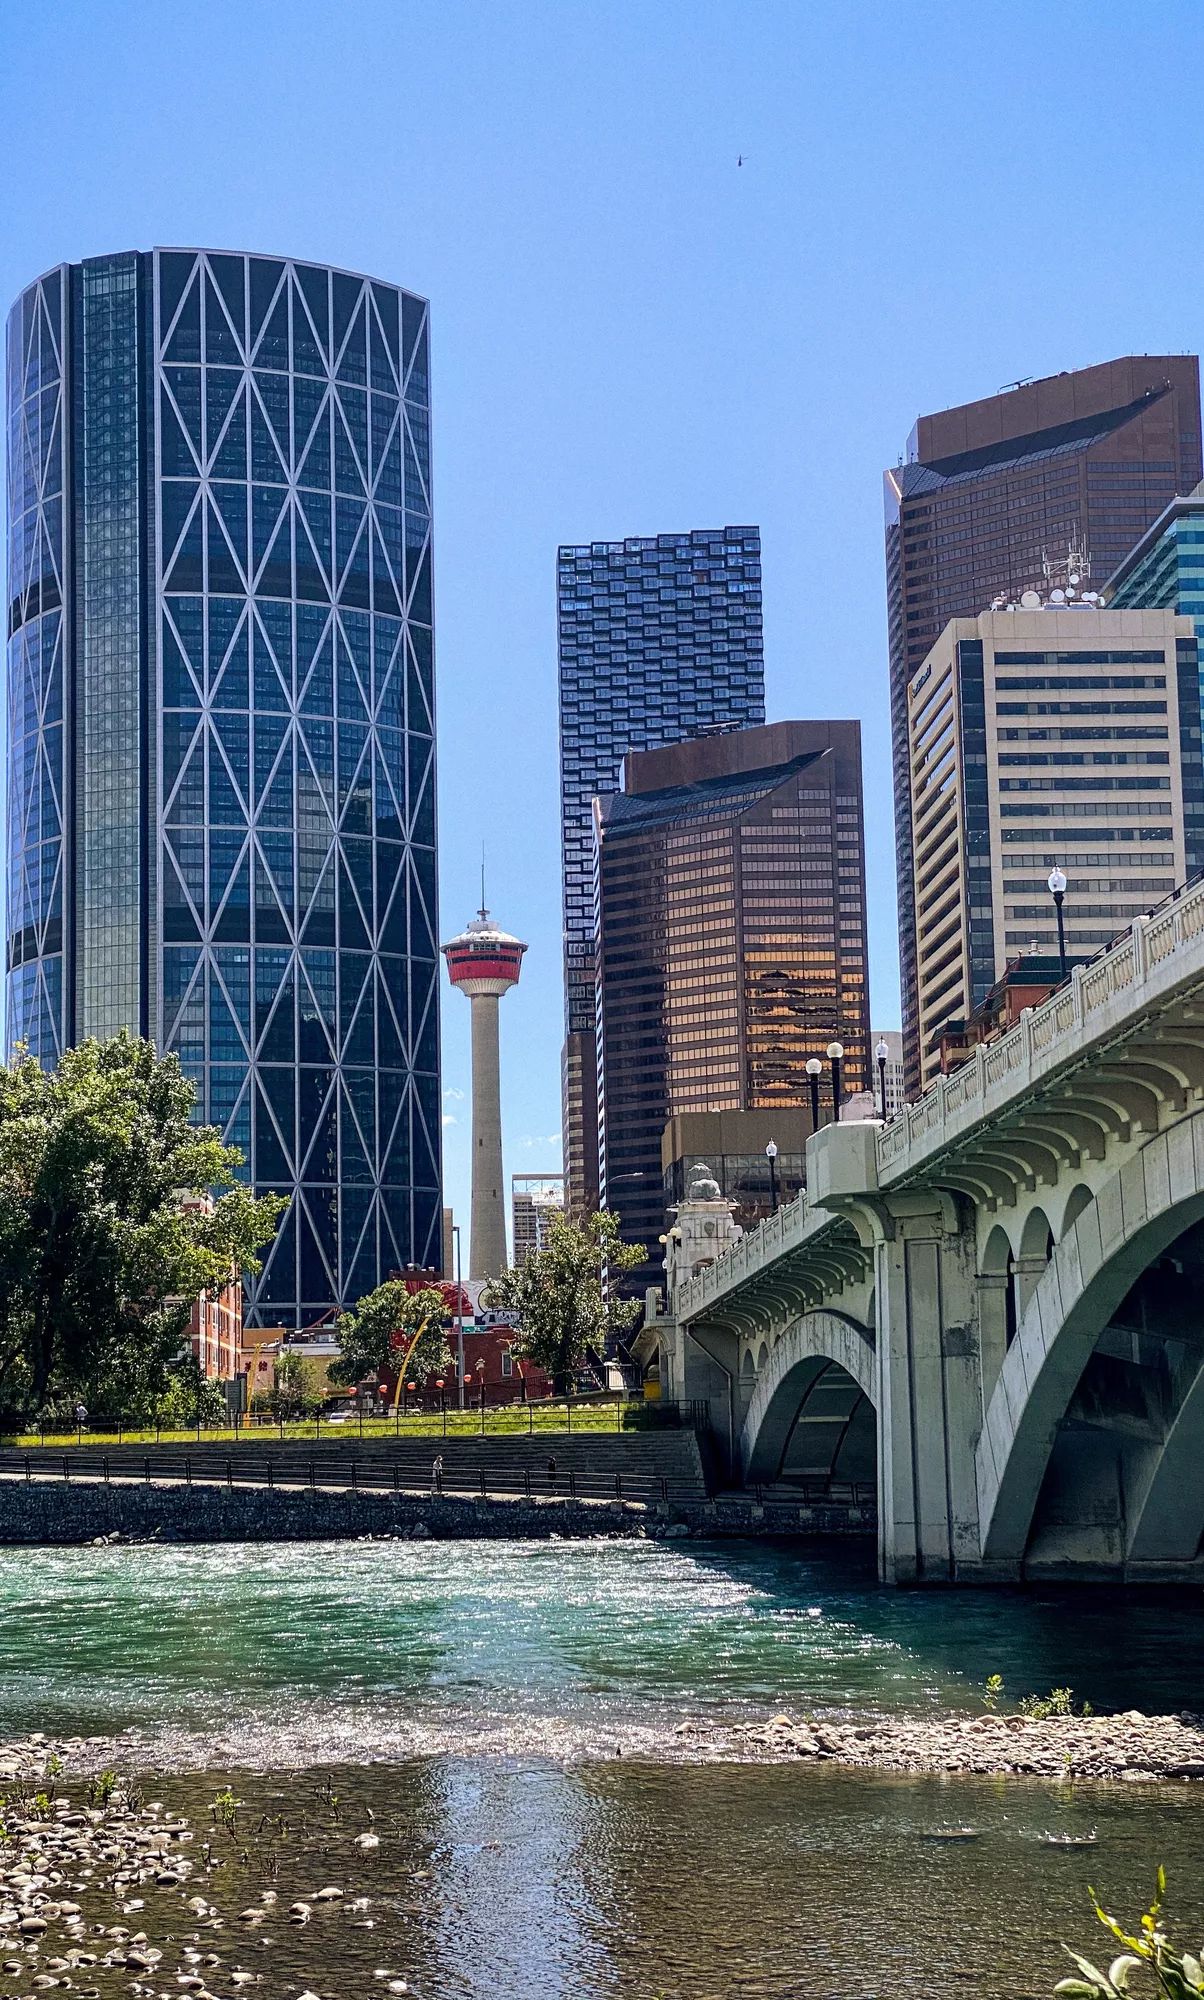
[4,2,1204,1249]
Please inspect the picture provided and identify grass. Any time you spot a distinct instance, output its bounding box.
[4,1398,669,1451]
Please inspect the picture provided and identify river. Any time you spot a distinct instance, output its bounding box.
[2,1536,1202,1997]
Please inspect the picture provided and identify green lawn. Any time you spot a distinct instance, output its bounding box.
[5,1399,668,1450]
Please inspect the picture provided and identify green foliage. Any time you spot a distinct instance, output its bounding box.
[482,1211,647,1388]
[210,1787,241,1832]
[152,1355,230,1430]
[1056,1870,1204,1997]
[1020,1685,1090,1720]
[87,1770,118,1809]
[979,1674,1091,1720]
[330,1282,452,1390]
[264,1349,324,1419]
[0,1034,284,1422]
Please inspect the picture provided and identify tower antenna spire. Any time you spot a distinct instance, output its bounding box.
[479,847,487,921]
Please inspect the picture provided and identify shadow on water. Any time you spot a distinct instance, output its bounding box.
[682,1537,1204,1714]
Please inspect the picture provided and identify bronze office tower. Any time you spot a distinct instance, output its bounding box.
[594,721,869,1284]
[885,356,1201,1094]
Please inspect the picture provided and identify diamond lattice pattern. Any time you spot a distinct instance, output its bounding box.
[154,251,440,1327]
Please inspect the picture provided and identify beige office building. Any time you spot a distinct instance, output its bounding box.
[908,604,1204,1089]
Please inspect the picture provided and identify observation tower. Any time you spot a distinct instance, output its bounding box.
[442,901,527,1279]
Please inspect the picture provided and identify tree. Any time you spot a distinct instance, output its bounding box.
[265,1349,323,1419]
[481,1211,646,1389]
[0,1034,284,1423]
[154,1355,230,1430]
[330,1282,452,1392]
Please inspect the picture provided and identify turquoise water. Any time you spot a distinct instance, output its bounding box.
[2,1538,1204,1997]
[1,1537,1202,1759]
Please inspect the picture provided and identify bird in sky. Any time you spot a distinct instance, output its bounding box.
[737,154,748,166]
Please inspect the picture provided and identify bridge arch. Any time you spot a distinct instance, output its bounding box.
[1055,1180,1095,1241]
[977,1112,1204,1575]
[741,1310,875,1485]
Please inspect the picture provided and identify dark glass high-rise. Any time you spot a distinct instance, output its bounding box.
[557,527,765,1216]
[5,248,441,1326]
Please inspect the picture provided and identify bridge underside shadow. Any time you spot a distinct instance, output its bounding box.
[1019,1213,1204,1579]
[740,1314,876,1524]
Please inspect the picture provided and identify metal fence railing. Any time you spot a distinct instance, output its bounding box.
[0,1450,703,1508]
[0,1394,707,1454]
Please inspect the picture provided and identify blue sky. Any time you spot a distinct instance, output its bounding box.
[3,0,1203,1243]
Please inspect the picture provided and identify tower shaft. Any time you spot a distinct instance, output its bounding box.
[469,991,507,1279]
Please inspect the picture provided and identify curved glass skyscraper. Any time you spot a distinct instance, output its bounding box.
[5,248,441,1324]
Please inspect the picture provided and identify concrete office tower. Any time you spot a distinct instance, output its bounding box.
[885,357,1201,1094]
[907,601,1204,1088]
[5,249,441,1324]
[442,906,527,1280]
[557,528,765,1218]
[594,721,870,1285]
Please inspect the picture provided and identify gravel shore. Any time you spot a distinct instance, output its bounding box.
[709,1706,1204,1781]
[5,1707,1204,1787]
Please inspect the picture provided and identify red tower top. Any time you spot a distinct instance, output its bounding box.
[442,907,527,997]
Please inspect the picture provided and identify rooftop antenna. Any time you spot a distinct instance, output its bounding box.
[479,847,488,922]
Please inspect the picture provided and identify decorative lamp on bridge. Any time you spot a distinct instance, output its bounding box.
[1048,866,1068,982]
[826,1041,845,1122]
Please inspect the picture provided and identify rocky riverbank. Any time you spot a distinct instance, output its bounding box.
[4,1704,1204,1788]
[704,1706,1204,1781]
[0,1765,403,2000]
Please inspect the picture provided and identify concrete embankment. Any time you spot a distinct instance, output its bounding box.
[0,1474,874,1545]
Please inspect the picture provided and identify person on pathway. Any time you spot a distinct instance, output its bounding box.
[547,1454,558,1491]
[431,1453,443,1494]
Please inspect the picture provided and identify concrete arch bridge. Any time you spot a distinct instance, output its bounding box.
[642,888,1204,1583]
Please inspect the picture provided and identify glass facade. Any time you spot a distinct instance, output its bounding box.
[556,527,765,1214]
[1108,495,1204,735]
[595,723,870,1285]
[6,266,68,1065]
[5,249,441,1327]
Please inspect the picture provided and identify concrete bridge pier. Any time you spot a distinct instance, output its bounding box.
[871,1216,982,1583]
[813,1128,984,1584]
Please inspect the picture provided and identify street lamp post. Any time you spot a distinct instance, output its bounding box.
[1048,866,1068,982]
[452,1223,465,1411]
[765,1139,779,1215]
[827,1041,845,1123]
[875,1038,890,1120]
[806,1057,822,1134]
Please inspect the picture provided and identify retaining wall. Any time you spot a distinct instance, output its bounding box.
[0,1477,875,1546]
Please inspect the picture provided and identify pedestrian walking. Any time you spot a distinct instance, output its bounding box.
[431,1453,443,1494]
[547,1454,558,1490]
[73,1401,87,1434]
